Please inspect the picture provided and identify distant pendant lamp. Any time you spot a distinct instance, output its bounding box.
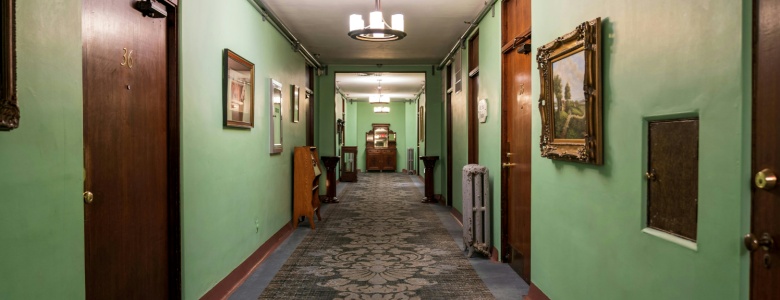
[368,80,390,104]
[348,0,406,42]
[374,106,390,113]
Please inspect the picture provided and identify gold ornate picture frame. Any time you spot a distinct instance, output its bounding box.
[1,0,18,131]
[537,18,603,165]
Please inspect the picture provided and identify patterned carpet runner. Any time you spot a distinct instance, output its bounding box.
[260,173,494,300]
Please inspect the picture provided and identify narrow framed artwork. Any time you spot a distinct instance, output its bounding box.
[270,79,283,154]
[1,0,18,131]
[537,18,603,165]
[291,84,300,123]
[224,49,255,128]
[418,106,425,143]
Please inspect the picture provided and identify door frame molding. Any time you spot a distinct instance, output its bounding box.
[164,1,182,298]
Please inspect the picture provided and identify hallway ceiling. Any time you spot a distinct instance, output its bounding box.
[336,73,425,102]
[260,0,487,65]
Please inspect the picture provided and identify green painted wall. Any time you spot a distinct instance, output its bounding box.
[0,0,85,298]
[354,102,407,172]
[316,66,442,193]
[530,1,751,299]
[346,100,358,147]
[475,8,503,252]
[180,0,308,298]
[446,5,504,254]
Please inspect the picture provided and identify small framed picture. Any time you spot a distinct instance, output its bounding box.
[291,85,300,123]
[270,79,283,154]
[223,49,255,128]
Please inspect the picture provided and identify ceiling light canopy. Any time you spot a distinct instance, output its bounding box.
[348,0,406,42]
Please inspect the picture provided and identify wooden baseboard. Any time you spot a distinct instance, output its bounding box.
[491,246,499,262]
[434,194,444,205]
[524,283,551,300]
[449,206,463,226]
[200,221,294,300]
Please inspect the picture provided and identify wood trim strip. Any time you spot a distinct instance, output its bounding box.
[165,4,182,299]
[200,221,294,300]
[449,207,463,226]
[501,29,532,54]
[524,283,551,300]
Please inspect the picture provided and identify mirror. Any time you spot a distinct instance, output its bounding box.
[374,126,388,148]
[270,79,283,154]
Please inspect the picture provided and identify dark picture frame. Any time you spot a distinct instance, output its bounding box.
[1,0,18,131]
[291,84,300,123]
[223,49,255,128]
[270,79,283,154]
[537,18,603,165]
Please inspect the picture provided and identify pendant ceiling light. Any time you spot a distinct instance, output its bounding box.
[374,106,390,113]
[368,80,390,104]
[349,0,406,42]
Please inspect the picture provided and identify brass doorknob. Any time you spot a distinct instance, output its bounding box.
[645,169,657,181]
[744,233,774,252]
[755,169,777,190]
[83,191,94,204]
[502,162,517,168]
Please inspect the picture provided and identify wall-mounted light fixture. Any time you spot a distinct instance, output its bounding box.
[348,0,406,42]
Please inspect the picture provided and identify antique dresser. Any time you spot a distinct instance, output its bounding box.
[365,124,397,172]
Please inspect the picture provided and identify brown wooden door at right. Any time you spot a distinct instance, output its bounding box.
[82,0,177,298]
[501,0,532,283]
[749,0,780,298]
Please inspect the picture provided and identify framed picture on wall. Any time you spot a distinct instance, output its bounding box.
[537,18,603,165]
[418,106,425,143]
[223,49,255,128]
[291,85,300,123]
[1,0,19,131]
[270,79,283,154]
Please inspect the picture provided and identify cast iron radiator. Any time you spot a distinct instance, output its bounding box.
[462,164,491,257]
[407,148,415,174]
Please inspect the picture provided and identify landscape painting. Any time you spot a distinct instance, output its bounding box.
[551,51,586,140]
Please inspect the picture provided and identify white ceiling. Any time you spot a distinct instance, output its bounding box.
[260,0,487,65]
[336,72,425,102]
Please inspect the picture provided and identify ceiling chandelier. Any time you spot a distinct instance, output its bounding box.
[348,0,406,42]
[368,80,390,104]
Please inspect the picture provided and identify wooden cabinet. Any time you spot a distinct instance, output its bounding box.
[366,148,397,171]
[365,123,397,172]
[293,146,322,229]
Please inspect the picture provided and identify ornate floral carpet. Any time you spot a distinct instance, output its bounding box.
[259,173,495,300]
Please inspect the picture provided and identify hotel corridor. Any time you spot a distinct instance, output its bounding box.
[229,173,526,299]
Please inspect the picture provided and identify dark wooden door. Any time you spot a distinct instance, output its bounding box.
[83,0,179,298]
[446,91,453,206]
[468,33,479,165]
[500,0,532,282]
[750,0,780,298]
